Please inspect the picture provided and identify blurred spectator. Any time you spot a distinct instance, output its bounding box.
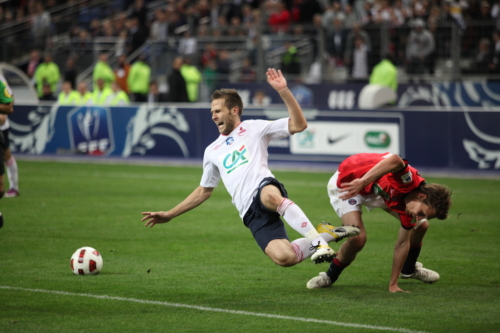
[463,38,493,74]
[370,53,398,92]
[405,19,435,74]
[114,54,131,94]
[216,49,232,76]
[178,31,198,57]
[344,23,371,68]
[39,83,57,101]
[327,18,346,66]
[268,0,291,33]
[76,82,94,105]
[150,9,169,41]
[201,43,218,68]
[322,1,345,29]
[180,57,202,102]
[31,2,51,50]
[299,0,323,24]
[167,57,189,102]
[73,28,92,55]
[26,49,41,79]
[252,90,271,107]
[281,42,301,75]
[363,12,382,70]
[350,36,369,80]
[476,1,496,41]
[107,82,130,106]
[57,81,79,105]
[128,54,151,102]
[34,53,60,98]
[93,52,116,89]
[491,30,500,73]
[64,57,77,91]
[202,59,218,93]
[128,16,149,55]
[343,4,357,29]
[93,78,112,105]
[240,58,256,82]
[130,0,148,27]
[147,81,169,103]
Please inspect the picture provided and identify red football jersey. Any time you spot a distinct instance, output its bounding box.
[337,153,426,229]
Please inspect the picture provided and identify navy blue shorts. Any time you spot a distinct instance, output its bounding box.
[243,177,289,252]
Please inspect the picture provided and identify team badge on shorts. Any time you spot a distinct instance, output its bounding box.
[348,199,358,205]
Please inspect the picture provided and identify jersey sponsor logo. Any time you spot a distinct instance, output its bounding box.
[401,171,413,184]
[225,137,234,145]
[237,126,247,136]
[221,144,249,174]
[348,199,358,205]
[213,144,221,150]
[372,183,389,200]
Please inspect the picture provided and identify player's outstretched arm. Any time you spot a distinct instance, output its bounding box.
[142,186,214,228]
[339,153,405,200]
[389,226,411,292]
[0,103,13,114]
[266,68,307,134]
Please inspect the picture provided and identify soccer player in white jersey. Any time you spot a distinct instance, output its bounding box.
[0,115,20,197]
[142,68,359,269]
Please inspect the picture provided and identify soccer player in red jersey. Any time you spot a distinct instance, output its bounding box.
[307,153,452,292]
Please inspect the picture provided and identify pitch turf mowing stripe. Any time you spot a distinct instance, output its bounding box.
[0,286,429,333]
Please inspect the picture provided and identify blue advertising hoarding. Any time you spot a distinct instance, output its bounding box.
[7,102,500,171]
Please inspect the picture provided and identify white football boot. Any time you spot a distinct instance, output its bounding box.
[306,272,333,289]
[399,262,440,283]
[310,243,336,264]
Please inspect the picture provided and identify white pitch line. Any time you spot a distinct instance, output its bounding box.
[1,286,429,333]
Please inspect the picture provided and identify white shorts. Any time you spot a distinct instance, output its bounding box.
[327,171,392,218]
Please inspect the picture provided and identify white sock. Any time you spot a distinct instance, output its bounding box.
[277,198,327,246]
[291,238,317,262]
[6,156,18,191]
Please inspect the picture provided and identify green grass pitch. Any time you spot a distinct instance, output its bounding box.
[0,160,499,333]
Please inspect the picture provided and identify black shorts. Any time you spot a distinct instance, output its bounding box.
[0,129,9,150]
[243,177,289,252]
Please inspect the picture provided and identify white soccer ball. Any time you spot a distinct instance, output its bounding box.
[70,247,103,275]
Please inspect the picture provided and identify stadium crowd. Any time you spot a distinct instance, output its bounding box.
[2,0,500,103]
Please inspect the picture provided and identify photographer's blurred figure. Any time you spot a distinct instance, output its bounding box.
[370,53,398,92]
[107,82,130,106]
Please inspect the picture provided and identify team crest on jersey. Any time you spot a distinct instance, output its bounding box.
[4,87,11,98]
[220,144,250,174]
[401,171,413,184]
[226,137,234,145]
[237,126,247,136]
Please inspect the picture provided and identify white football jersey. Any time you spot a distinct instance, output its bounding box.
[200,118,290,220]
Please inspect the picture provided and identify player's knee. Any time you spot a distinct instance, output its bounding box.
[347,234,366,252]
[260,189,283,210]
[271,252,297,267]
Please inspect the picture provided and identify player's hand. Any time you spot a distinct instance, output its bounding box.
[266,68,287,92]
[339,179,366,200]
[141,211,173,228]
[389,284,409,293]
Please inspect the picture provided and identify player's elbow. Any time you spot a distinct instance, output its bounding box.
[289,121,308,134]
[388,154,405,172]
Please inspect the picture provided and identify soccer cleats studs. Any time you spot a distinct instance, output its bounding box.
[306,272,333,289]
[399,262,440,284]
[310,243,336,264]
[317,222,361,242]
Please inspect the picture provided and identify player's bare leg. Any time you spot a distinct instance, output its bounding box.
[4,147,19,197]
[260,184,334,264]
[265,239,298,266]
[307,211,366,288]
[400,221,439,283]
